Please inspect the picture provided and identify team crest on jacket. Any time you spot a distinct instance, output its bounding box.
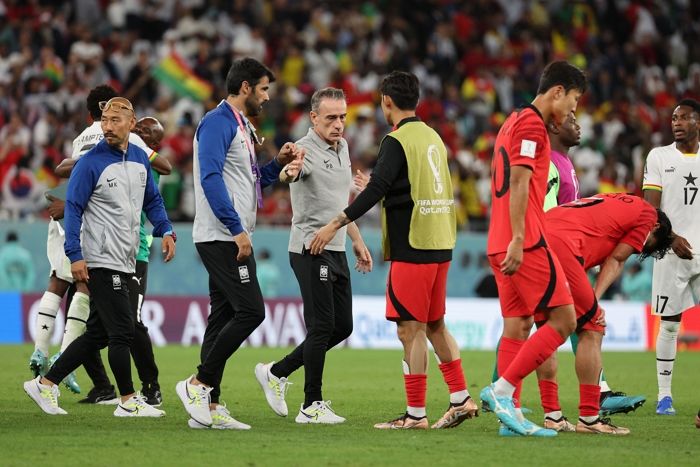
[112,274,122,289]
[320,265,328,281]
[140,171,146,184]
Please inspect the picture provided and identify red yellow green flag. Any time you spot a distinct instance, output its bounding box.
[152,53,213,101]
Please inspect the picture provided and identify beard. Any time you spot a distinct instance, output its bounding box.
[245,94,262,116]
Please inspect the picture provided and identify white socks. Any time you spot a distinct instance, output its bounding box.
[60,292,89,352]
[450,390,469,405]
[407,406,426,418]
[34,292,61,355]
[656,320,680,399]
[493,377,516,398]
[545,410,563,420]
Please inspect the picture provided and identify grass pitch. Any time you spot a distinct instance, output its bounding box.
[1,345,699,466]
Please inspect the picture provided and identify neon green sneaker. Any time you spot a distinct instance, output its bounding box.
[29,349,49,377]
[48,352,81,394]
[255,362,291,416]
[188,403,250,430]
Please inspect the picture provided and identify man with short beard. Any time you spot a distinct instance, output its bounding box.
[175,58,302,430]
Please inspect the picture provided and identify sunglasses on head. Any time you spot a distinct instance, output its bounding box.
[99,99,134,114]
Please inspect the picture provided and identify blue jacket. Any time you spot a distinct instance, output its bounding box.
[64,139,172,274]
[192,100,282,243]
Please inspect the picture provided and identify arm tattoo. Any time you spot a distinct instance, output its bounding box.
[335,212,351,227]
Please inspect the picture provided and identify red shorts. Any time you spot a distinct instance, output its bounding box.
[537,235,605,334]
[489,245,573,318]
[385,261,450,323]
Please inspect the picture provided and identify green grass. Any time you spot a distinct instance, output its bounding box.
[1,345,699,466]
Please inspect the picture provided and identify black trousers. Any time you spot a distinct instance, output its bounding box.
[47,268,135,395]
[195,241,265,403]
[272,249,353,405]
[128,260,159,386]
[65,284,112,389]
[70,261,160,389]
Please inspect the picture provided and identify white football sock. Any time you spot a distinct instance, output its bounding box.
[656,320,680,399]
[545,410,563,420]
[34,292,61,355]
[450,390,469,405]
[407,406,426,418]
[493,377,516,398]
[60,292,89,352]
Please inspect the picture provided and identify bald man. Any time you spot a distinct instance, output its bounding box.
[24,98,175,418]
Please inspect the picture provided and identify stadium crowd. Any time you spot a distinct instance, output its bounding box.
[0,0,699,233]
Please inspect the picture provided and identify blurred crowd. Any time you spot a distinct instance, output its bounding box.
[0,0,699,234]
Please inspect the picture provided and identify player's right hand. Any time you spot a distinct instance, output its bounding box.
[500,238,523,275]
[671,235,693,259]
[233,231,252,262]
[595,307,606,327]
[282,155,304,182]
[71,260,89,282]
[353,170,369,192]
[46,195,65,220]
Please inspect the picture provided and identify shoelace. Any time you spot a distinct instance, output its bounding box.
[271,377,292,399]
[42,386,60,407]
[189,383,211,407]
[134,393,151,407]
[597,417,619,428]
[320,401,335,414]
[215,402,233,418]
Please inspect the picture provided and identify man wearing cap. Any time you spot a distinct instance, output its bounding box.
[23,97,175,418]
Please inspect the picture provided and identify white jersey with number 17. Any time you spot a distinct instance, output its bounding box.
[643,142,700,250]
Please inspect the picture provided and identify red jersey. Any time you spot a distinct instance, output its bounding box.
[545,193,657,269]
[487,105,551,254]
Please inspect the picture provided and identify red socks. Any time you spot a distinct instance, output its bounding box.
[498,337,524,406]
[404,374,427,408]
[502,324,566,387]
[438,359,467,393]
[538,379,561,413]
[579,384,600,417]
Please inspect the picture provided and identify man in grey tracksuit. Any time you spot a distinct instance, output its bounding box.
[24,97,175,417]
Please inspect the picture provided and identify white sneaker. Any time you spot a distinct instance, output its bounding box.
[176,375,213,426]
[255,362,290,416]
[295,401,345,424]
[23,376,67,415]
[114,393,166,417]
[187,404,251,430]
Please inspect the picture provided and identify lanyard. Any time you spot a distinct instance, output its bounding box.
[230,105,263,209]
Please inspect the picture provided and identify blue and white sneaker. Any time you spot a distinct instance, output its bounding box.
[29,349,49,377]
[656,396,676,415]
[49,352,81,394]
[600,391,645,415]
[499,419,558,437]
[480,384,525,435]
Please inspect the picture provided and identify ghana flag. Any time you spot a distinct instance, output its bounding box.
[152,52,213,101]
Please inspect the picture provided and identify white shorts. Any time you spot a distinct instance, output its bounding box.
[47,219,74,284]
[651,253,700,316]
